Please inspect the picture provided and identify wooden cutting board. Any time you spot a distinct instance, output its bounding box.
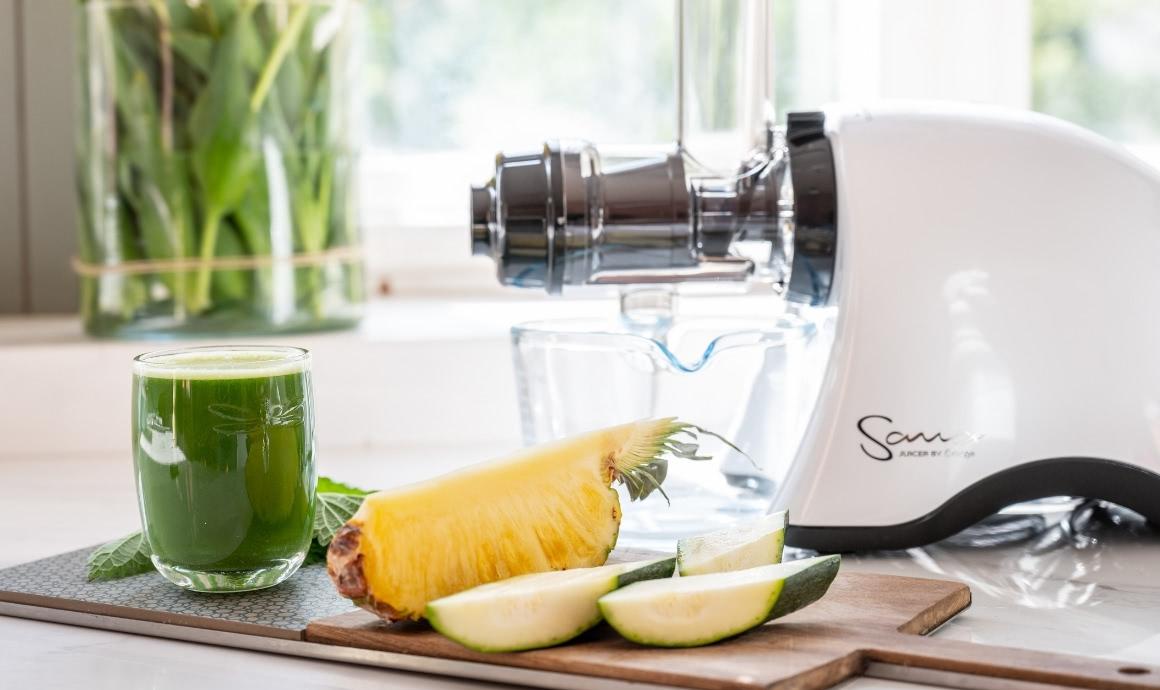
[2,549,1158,690]
[306,571,1160,690]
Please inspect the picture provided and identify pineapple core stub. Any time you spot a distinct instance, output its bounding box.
[327,418,688,621]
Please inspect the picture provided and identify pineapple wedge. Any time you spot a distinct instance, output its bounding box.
[328,418,707,621]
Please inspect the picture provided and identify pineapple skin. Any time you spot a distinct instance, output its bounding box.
[326,421,667,621]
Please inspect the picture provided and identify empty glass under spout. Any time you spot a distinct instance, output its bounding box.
[512,307,817,547]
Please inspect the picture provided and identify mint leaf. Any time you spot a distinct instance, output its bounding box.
[310,477,374,561]
[314,493,366,547]
[86,531,154,582]
[303,541,329,566]
[316,476,371,496]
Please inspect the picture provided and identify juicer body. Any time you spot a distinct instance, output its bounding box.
[776,103,1160,550]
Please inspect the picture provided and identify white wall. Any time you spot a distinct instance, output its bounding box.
[0,0,77,315]
[0,0,24,313]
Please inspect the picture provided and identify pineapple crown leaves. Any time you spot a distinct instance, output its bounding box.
[614,418,758,505]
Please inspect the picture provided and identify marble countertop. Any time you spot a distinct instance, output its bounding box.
[2,302,1159,689]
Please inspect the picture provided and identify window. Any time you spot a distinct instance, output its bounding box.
[1031,0,1160,161]
[8,1,1149,313]
[359,0,675,294]
[358,0,1160,293]
[771,0,1160,157]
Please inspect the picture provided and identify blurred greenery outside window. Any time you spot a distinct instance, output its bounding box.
[358,0,1160,291]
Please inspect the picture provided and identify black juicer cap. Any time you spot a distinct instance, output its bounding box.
[786,111,838,306]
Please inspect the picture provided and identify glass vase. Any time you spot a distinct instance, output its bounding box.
[76,0,364,337]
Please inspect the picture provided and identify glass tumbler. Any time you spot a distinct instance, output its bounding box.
[132,345,316,592]
[512,313,820,547]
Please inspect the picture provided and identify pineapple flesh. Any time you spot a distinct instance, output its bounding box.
[328,418,697,621]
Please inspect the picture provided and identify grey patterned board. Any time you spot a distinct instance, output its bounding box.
[0,547,357,640]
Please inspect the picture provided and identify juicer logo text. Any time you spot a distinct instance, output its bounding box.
[856,415,984,461]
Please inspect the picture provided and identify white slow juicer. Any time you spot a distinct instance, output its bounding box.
[469,102,1160,551]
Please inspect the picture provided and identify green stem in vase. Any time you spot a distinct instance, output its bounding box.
[191,3,309,315]
[192,207,223,313]
[250,3,310,116]
[145,0,194,317]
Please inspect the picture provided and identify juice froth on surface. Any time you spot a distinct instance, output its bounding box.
[134,346,309,380]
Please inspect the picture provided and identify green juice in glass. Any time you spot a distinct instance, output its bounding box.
[132,346,316,592]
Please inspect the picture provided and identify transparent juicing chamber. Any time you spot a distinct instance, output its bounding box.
[512,296,823,547]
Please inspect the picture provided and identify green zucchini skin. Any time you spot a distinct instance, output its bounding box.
[599,554,841,648]
[769,554,840,619]
[618,557,676,587]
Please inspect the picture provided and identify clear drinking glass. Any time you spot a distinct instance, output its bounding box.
[512,310,819,547]
[132,346,316,592]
